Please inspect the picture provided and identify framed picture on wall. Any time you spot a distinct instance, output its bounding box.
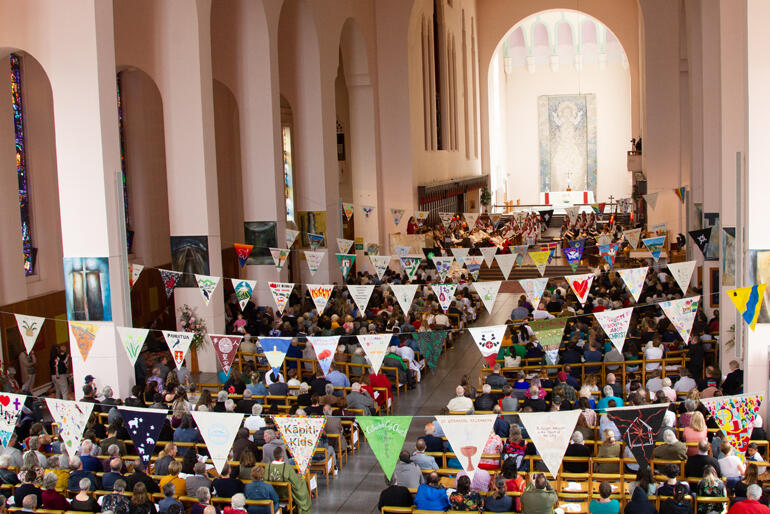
[709,267,720,308]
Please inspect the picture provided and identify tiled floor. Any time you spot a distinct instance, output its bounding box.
[312,292,517,513]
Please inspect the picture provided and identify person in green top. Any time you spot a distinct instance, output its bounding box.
[589,481,620,514]
[520,473,558,514]
[264,446,312,514]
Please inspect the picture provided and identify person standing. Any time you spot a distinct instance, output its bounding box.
[49,344,70,399]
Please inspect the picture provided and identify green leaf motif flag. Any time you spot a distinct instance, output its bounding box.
[356,416,412,479]
[529,318,567,349]
[414,331,446,368]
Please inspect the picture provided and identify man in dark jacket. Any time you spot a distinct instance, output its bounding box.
[377,475,413,510]
[685,440,722,478]
[474,384,498,411]
[125,461,160,494]
[624,485,656,514]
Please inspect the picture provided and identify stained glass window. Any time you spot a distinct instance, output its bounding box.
[282,126,295,222]
[116,73,133,253]
[10,53,34,275]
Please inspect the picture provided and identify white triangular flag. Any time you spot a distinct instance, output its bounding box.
[594,308,634,353]
[623,228,642,249]
[285,228,300,248]
[451,247,470,265]
[480,247,497,267]
[270,248,290,271]
[432,284,458,313]
[464,212,480,229]
[268,282,294,314]
[668,260,696,295]
[434,415,497,479]
[660,296,700,343]
[394,246,411,258]
[194,274,220,305]
[191,411,243,473]
[115,326,149,366]
[644,192,658,210]
[438,212,453,229]
[128,263,144,288]
[369,255,391,280]
[564,206,580,225]
[390,284,418,315]
[566,273,595,307]
[230,279,256,311]
[472,281,502,314]
[307,336,340,377]
[468,325,507,367]
[304,250,326,276]
[273,416,327,476]
[431,256,454,282]
[347,284,375,316]
[617,268,648,302]
[357,334,392,374]
[45,399,94,455]
[307,284,334,315]
[162,330,195,368]
[519,410,581,478]
[519,278,549,309]
[596,233,612,246]
[0,393,26,448]
[337,238,354,254]
[495,254,516,280]
[14,314,44,354]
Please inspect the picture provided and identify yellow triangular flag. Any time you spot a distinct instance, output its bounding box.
[726,284,766,331]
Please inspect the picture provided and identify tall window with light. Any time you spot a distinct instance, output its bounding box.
[10,53,35,275]
[282,126,295,223]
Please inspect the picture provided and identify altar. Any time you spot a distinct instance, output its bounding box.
[540,190,595,207]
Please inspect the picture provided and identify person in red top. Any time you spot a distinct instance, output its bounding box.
[366,373,392,408]
[728,485,770,514]
[406,216,417,234]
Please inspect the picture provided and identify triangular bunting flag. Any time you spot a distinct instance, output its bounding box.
[623,228,642,249]
[594,308,634,353]
[435,415,497,478]
[566,273,595,307]
[512,245,529,266]
[210,334,243,376]
[651,223,668,235]
[162,330,194,368]
[643,192,658,210]
[357,334,391,374]
[272,416,327,476]
[642,236,666,261]
[569,239,586,251]
[347,284,375,316]
[689,228,712,257]
[128,263,144,287]
[438,212,453,229]
[431,256,454,282]
[469,325,507,368]
[342,202,354,221]
[464,255,484,280]
[391,208,405,226]
[489,213,502,227]
[564,206,580,226]
[69,321,100,362]
[596,233,612,246]
[414,332,446,368]
[727,285,767,331]
[530,318,567,349]
[701,394,764,455]
[362,206,374,218]
[159,269,182,299]
[518,410,581,479]
[667,260,695,295]
[231,279,256,311]
[472,281,501,314]
[0,393,25,448]
[415,211,429,225]
[307,233,325,250]
[607,405,668,466]
[369,255,391,280]
[14,314,44,354]
[337,238,354,254]
[495,254,516,280]
[336,253,356,280]
[394,246,411,258]
[308,336,340,377]
[307,284,334,315]
[259,337,292,376]
[268,282,294,315]
[563,246,583,273]
[191,411,244,473]
[618,267,648,302]
[598,243,619,269]
[539,210,554,228]
[519,277,549,309]
[529,249,551,277]
[390,284,418,314]
[115,326,149,366]
[432,284,458,313]
[119,407,169,464]
[464,212,479,229]
[270,248,290,271]
[480,246,497,267]
[195,274,220,305]
[399,256,422,281]
[674,186,686,203]
[659,296,700,343]
[234,244,253,268]
[285,229,300,248]
[357,416,412,480]
[450,247,470,265]
[304,250,326,276]
[45,398,94,455]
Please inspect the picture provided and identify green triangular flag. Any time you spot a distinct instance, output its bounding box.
[336,253,356,280]
[356,416,412,479]
[414,331,446,368]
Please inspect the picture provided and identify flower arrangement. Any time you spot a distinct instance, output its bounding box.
[178,304,208,350]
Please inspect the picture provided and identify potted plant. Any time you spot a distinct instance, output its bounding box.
[480,186,492,213]
[178,304,208,372]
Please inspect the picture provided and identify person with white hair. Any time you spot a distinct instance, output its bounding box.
[346,382,375,414]
[447,385,474,412]
[224,399,236,412]
[474,384,497,411]
[226,492,247,514]
[653,428,688,460]
[727,484,766,513]
[244,403,266,432]
[595,385,624,413]
[396,341,423,382]
[564,432,591,473]
[660,377,677,402]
